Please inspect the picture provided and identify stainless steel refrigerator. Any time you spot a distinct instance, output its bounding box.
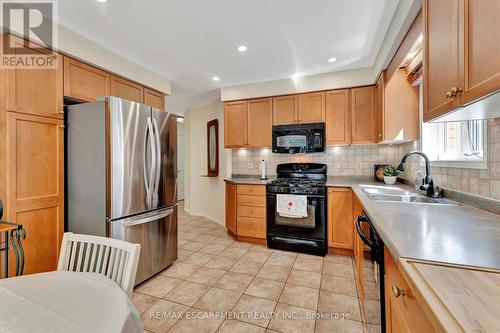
[66,96,177,285]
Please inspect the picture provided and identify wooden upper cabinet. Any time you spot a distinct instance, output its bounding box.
[423,0,462,121]
[224,101,248,147]
[273,95,298,125]
[375,75,385,143]
[327,188,353,250]
[110,75,144,103]
[247,98,272,147]
[225,182,237,235]
[5,36,63,119]
[382,69,419,142]
[462,0,500,104]
[423,0,500,121]
[325,89,351,145]
[351,86,375,144]
[144,88,165,110]
[63,57,110,102]
[298,92,325,123]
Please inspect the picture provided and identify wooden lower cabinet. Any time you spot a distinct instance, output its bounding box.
[225,182,237,235]
[4,113,64,275]
[384,248,436,333]
[225,183,266,240]
[327,188,353,249]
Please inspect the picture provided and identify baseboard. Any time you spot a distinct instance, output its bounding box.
[182,207,224,227]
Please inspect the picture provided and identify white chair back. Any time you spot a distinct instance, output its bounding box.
[57,232,140,296]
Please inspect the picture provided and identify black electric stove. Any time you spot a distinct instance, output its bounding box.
[266,163,328,256]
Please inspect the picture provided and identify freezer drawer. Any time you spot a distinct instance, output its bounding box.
[108,206,177,285]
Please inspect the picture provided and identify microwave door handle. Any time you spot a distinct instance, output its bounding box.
[355,215,374,248]
[152,117,161,208]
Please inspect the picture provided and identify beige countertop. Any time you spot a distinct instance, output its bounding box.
[226,175,500,269]
[398,258,500,333]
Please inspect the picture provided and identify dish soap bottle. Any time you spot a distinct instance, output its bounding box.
[415,171,424,193]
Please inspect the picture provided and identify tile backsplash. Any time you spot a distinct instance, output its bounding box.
[231,144,406,177]
[231,118,500,200]
[400,118,500,200]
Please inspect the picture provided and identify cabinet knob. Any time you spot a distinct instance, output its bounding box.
[249,210,253,214]
[249,221,253,225]
[249,188,253,192]
[391,286,405,298]
[59,124,65,129]
[447,86,463,99]
[59,109,64,114]
[249,199,253,203]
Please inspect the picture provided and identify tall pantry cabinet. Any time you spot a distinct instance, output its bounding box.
[0,34,64,276]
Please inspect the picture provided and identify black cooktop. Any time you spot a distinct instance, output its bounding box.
[267,163,327,195]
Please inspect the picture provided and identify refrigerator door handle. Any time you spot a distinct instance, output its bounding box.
[118,207,174,228]
[145,117,156,209]
[143,120,151,207]
[152,118,162,208]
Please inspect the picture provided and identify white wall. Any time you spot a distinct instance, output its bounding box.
[184,101,229,225]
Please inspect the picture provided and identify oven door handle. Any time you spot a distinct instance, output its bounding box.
[355,215,374,248]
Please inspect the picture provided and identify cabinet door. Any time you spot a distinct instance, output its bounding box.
[63,57,110,102]
[383,69,419,141]
[144,88,165,110]
[6,36,63,118]
[423,0,462,121]
[224,101,248,147]
[325,90,351,145]
[375,75,385,143]
[110,75,144,103]
[385,278,411,333]
[247,98,272,147]
[462,0,500,104]
[225,182,237,235]
[327,188,353,249]
[351,86,375,143]
[298,92,325,123]
[273,95,298,125]
[7,112,64,274]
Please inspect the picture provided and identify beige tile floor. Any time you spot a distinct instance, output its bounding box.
[134,203,381,333]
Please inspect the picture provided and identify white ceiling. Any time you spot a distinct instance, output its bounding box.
[58,0,401,113]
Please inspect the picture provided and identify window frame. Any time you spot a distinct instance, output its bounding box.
[419,86,488,169]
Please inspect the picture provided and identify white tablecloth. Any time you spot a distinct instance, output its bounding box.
[0,271,142,333]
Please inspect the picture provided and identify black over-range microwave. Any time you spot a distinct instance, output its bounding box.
[272,122,325,154]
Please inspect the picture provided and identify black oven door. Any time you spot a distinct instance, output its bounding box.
[266,193,327,255]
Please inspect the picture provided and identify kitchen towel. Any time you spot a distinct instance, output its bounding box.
[277,194,308,218]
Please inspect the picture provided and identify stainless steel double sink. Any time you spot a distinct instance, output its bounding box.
[360,185,459,206]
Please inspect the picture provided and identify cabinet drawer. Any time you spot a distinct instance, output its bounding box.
[237,185,266,196]
[384,249,436,333]
[237,205,266,218]
[237,195,266,207]
[237,217,266,239]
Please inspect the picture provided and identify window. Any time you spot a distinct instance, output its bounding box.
[422,119,487,168]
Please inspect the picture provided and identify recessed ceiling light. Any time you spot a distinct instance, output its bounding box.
[97,0,107,3]
[212,76,220,81]
[327,57,337,63]
[238,45,247,52]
